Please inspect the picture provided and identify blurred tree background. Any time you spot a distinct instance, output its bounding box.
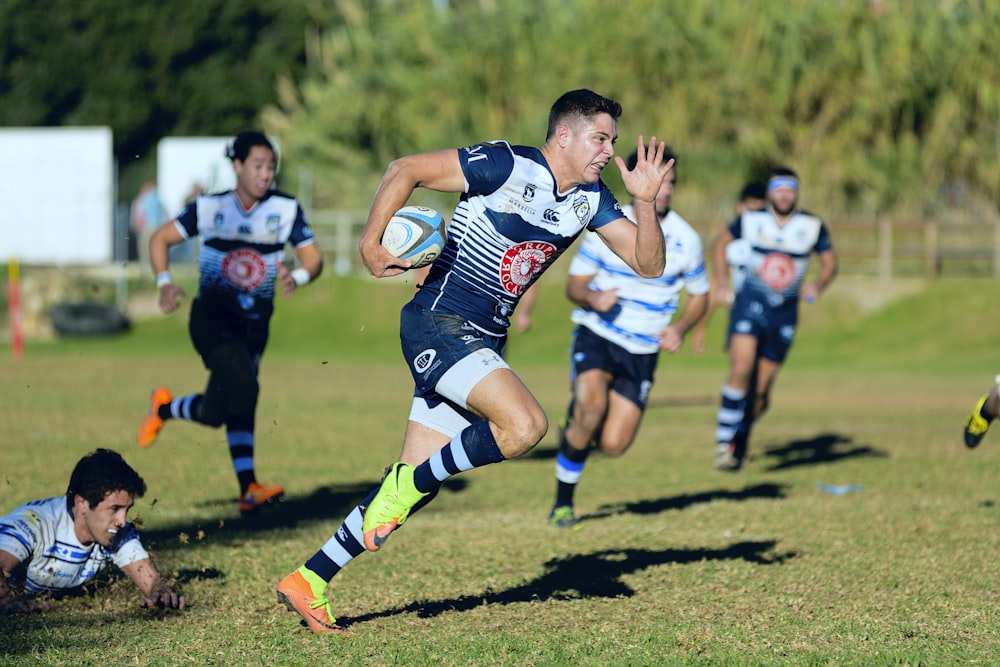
[2,0,998,226]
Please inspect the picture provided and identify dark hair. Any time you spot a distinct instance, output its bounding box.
[626,145,678,175]
[546,89,622,140]
[740,180,767,201]
[66,449,146,509]
[770,166,798,180]
[226,130,274,163]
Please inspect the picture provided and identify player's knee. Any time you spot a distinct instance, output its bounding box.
[597,437,633,458]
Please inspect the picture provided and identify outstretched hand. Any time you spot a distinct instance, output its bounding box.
[139,589,186,610]
[615,135,674,204]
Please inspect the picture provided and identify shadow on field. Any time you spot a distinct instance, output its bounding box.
[762,432,887,471]
[136,478,470,553]
[336,540,796,627]
[583,483,788,522]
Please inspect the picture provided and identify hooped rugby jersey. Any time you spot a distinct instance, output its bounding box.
[415,141,626,336]
[728,207,833,307]
[569,204,709,354]
[0,496,148,595]
[174,190,316,317]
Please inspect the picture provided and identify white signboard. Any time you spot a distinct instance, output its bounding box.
[157,136,235,219]
[0,127,113,264]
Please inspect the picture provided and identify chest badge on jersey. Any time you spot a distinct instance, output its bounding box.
[266,215,281,233]
[522,184,536,202]
[572,196,591,222]
[759,253,797,292]
[499,241,555,295]
[221,248,268,292]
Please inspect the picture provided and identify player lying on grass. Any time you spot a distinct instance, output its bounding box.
[0,449,185,614]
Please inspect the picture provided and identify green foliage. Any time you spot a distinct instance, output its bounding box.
[265,0,1000,222]
[0,0,313,165]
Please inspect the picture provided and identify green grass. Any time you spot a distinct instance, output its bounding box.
[2,275,999,665]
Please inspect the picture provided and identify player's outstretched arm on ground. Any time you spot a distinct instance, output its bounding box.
[122,558,186,610]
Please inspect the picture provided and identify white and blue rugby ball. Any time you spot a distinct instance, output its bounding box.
[381,206,447,269]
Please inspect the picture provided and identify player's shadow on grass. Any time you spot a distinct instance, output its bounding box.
[336,540,796,627]
[581,482,788,523]
[761,432,887,471]
[137,478,470,552]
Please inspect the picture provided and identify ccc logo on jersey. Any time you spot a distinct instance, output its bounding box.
[499,241,555,295]
[759,252,797,292]
[221,248,268,292]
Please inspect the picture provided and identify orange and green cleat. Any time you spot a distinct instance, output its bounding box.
[276,568,350,635]
[137,387,172,448]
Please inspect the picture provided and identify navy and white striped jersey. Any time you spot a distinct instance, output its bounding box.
[0,497,148,596]
[173,190,316,317]
[569,204,709,354]
[415,141,626,336]
[729,208,833,307]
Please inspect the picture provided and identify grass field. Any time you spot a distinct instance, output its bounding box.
[2,274,999,666]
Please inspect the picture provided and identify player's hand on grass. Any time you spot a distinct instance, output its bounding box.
[140,589,186,611]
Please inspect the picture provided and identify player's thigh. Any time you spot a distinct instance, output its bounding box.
[573,368,613,414]
[465,368,547,455]
[597,391,644,457]
[727,333,759,381]
[755,357,782,396]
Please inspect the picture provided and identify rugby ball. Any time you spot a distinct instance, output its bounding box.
[381,206,447,269]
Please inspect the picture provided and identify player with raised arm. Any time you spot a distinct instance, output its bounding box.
[276,89,673,634]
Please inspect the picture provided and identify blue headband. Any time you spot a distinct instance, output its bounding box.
[768,176,799,192]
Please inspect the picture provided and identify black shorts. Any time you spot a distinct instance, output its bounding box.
[570,325,658,410]
[188,294,272,367]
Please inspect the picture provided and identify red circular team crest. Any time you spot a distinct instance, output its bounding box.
[499,241,556,294]
[221,248,268,291]
[759,252,797,292]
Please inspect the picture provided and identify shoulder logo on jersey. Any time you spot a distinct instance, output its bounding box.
[522,184,536,202]
[759,253,796,292]
[266,215,281,233]
[221,248,268,292]
[572,196,591,222]
[464,145,488,163]
[499,241,556,295]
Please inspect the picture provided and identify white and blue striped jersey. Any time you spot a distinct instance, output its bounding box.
[728,207,833,307]
[415,141,626,336]
[0,497,148,596]
[173,189,316,317]
[568,204,709,354]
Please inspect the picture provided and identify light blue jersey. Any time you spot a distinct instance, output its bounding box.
[569,205,709,354]
[415,141,625,336]
[0,497,147,596]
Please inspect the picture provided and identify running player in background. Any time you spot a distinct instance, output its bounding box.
[711,167,838,471]
[0,449,185,613]
[547,146,708,528]
[138,130,323,515]
[691,180,766,355]
[276,89,674,634]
